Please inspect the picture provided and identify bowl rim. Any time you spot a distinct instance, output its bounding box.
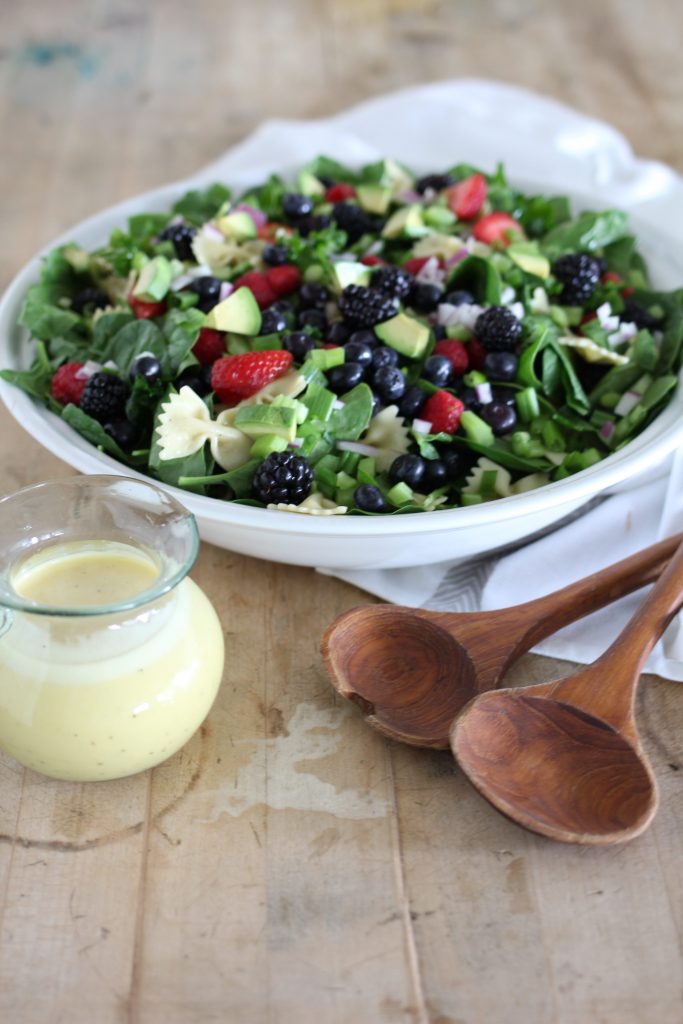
[1,168,683,539]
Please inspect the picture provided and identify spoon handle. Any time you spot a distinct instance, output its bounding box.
[551,537,683,733]
[503,531,682,660]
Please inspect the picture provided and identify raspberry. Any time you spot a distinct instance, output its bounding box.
[192,328,226,366]
[265,264,302,297]
[467,337,487,370]
[433,339,469,377]
[80,372,130,423]
[252,451,314,505]
[553,253,601,305]
[325,183,356,203]
[474,306,522,352]
[421,390,465,435]
[232,271,278,309]
[360,254,384,267]
[50,362,88,406]
[210,350,294,402]
[338,285,399,328]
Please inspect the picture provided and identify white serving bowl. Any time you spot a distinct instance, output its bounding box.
[2,81,683,569]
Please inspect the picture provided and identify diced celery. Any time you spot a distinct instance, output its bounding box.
[515,387,540,423]
[460,410,495,446]
[339,450,361,476]
[446,324,471,340]
[541,420,566,452]
[336,470,357,491]
[315,465,338,494]
[357,457,379,487]
[251,334,283,351]
[463,370,487,388]
[249,434,288,459]
[461,493,484,506]
[386,482,413,506]
[305,347,345,371]
[302,383,336,422]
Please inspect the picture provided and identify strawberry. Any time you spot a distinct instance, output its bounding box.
[433,338,469,377]
[265,264,301,297]
[473,212,524,248]
[421,390,464,435]
[360,254,384,266]
[446,173,487,220]
[50,362,88,406]
[325,183,356,203]
[403,256,431,276]
[128,294,167,319]
[232,271,278,309]
[467,337,487,370]
[210,350,294,402]
[192,327,226,366]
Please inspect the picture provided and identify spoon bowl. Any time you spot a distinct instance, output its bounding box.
[322,533,679,749]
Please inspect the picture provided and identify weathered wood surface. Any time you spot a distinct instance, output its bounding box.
[1,2,683,1022]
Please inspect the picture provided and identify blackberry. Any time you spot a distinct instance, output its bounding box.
[104,418,137,451]
[262,244,289,266]
[252,451,313,505]
[553,253,601,305]
[71,288,109,315]
[338,285,399,328]
[474,306,522,352]
[190,275,221,312]
[282,193,314,220]
[331,202,373,243]
[297,213,332,237]
[622,297,662,331]
[299,281,330,308]
[80,372,130,423]
[158,223,196,261]
[372,265,413,300]
[415,172,456,194]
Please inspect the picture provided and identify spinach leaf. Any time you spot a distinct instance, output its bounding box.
[171,182,231,225]
[327,383,374,440]
[542,209,630,257]
[306,156,359,184]
[127,212,172,245]
[445,254,501,304]
[106,320,166,375]
[19,297,84,343]
[238,174,286,220]
[162,307,205,374]
[0,341,52,400]
[655,307,683,374]
[61,404,137,463]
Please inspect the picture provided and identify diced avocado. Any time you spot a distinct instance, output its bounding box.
[380,157,415,197]
[250,433,289,458]
[381,205,427,240]
[63,244,90,272]
[356,184,392,215]
[132,255,173,302]
[332,260,371,292]
[424,206,457,230]
[217,211,257,242]
[507,242,550,279]
[374,313,430,359]
[233,404,298,442]
[204,286,262,334]
[297,170,326,196]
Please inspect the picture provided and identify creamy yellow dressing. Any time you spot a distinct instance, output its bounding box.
[0,541,224,781]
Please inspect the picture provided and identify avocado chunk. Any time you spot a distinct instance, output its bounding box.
[381,205,427,240]
[204,286,262,335]
[233,404,298,442]
[507,241,550,279]
[374,312,431,359]
[357,184,392,215]
[331,260,371,292]
[297,170,326,197]
[132,255,173,302]
[217,211,257,242]
[379,157,415,197]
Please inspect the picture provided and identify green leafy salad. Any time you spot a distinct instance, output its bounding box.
[3,155,682,516]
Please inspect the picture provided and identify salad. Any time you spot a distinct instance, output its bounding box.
[3,155,682,516]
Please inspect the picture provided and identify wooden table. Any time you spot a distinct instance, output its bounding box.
[2,2,683,1021]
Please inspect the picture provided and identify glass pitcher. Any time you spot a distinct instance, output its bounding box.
[0,475,224,782]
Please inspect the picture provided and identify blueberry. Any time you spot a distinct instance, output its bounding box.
[398,386,427,419]
[410,283,443,313]
[444,289,475,307]
[259,308,289,335]
[326,362,365,394]
[388,453,425,489]
[484,351,518,381]
[270,299,294,316]
[457,386,482,413]
[370,392,383,418]
[371,346,399,370]
[437,447,469,480]
[372,365,406,403]
[493,386,517,407]
[354,484,387,513]
[421,459,448,490]
[327,321,351,345]
[415,172,456,194]
[176,368,211,396]
[348,328,379,350]
[190,276,222,313]
[282,192,314,219]
[481,401,517,435]
[157,223,196,261]
[299,282,330,308]
[129,354,162,383]
[104,418,137,451]
[343,340,373,367]
[262,244,289,266]
[297,213,332,236]
[70,288,109,315]
[298,308,327,332]
[422,354,453,387]
[282,331,315,361]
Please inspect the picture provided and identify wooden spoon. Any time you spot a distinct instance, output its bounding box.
[450,538,683,845]
[321,532,681,749]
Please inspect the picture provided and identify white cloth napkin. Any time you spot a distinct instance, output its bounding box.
[321,448,683,680]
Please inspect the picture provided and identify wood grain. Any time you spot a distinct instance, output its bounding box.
[1,1,683,1021]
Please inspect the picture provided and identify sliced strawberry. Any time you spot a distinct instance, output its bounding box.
[265,264,301,297]
[210,350,294,402]
[473,212,525,248]
[433,338,469,377]
[325,183,356,203]
[403,256,431,276]
[51,362,87,405]
[446,173,487,220]
[192,327,226,366]
[232,271,278,309]
[466,337,487,370]
[128,294,167,319]
[360,254,384,267]
[421,390,465,435]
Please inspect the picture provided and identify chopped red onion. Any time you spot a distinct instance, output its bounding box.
[75,360,101,379]
[234,203,267,228]
[332,399,345,410]
[614,390,641,417]
[336,440,382,457]
[397,189,424,204]
[412,418,433,434]
[599,420,616,441]
[288,437,304,448]
[444,248,469,267]
[200,222,225,242]
[219,281,234,301]
[475,382,493,405]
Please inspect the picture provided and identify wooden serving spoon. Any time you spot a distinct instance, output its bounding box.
[321,532,681,749]
[449,537,683,845]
